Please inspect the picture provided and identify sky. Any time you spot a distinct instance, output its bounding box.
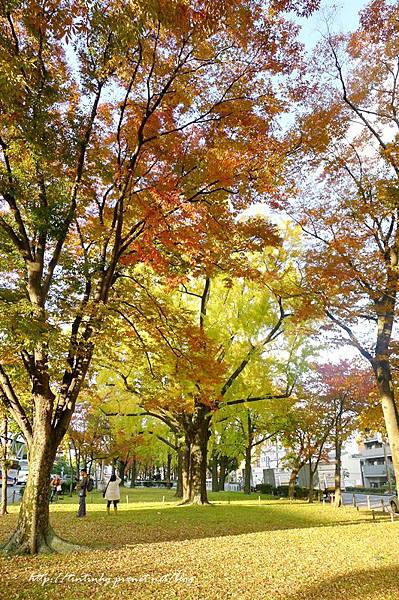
[244,1,374,366]
[296,0,369,48]
[296,1,375,366]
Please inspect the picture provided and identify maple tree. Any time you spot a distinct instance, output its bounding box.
[68,398,111,477]
[289,0,399,494]
[0,0,319,553]
[281,393,334,502]
[306,362,376,506]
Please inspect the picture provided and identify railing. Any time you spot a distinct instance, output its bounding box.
[363,464,389,477]
[361,446,391,459]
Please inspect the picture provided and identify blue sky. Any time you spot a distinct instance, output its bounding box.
[296,0,369,48]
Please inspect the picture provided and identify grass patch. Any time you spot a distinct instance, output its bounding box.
[1,488,399,599]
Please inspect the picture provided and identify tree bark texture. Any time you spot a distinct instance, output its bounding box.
[211,450,219,492]
[334,433,342,507]
[288,467,299,500]
[218,456,227,492]
[180,405,211,505]
[1,414,8,516]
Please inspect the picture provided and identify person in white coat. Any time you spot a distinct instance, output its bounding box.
[104,472,121,514]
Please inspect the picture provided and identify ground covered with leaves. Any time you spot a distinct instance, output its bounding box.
[1,489,399,600]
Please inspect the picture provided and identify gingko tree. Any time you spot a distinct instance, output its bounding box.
[0,0,319,552]
[99,242,312,504]
[214,404,287,495]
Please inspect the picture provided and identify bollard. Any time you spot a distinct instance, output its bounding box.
[162,495,165,504]
[372,510,375,521]
[352,493,357,508]
[322,498,325,506]
[12,490,15,503]
[367,495,371,510]
[126,495,129,504]
[258,496,261,505]
[391,511,394,523]
[381,499,385,513]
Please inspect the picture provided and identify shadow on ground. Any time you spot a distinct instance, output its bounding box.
[282,564,399,600]
[0,501,380,550]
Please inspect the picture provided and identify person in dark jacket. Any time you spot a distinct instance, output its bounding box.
[76,469,88,517]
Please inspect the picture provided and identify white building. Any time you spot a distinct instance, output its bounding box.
[232,436,365,490]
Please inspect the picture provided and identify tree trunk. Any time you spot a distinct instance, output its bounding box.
[244,444,252,494]
[166,453,172,488]
[130,458,137,488]
[288,467,299,500]
[244,411,253,495]
[334,437,342,508]
[211,450,219,492]
[181,405,211,505]
[68,444,74,496]
[375,361,399,492]
[175,448,183,498]
[1,399,81,555]
[383,436,392,492]
[118,460,126,486]
[1,414,8,516]
[218,455,227,491]
[308,458,314,503]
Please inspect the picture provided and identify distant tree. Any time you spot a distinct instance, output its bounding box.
[281,396,334,502]
[314,362,376,506]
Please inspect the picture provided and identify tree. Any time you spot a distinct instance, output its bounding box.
[0,0,318,553]
[312,361,376,506]
[0,408,8,516]
[281,394,334,501]
[100,241,312,504]
[68,400,111,477]
[209,420,242,492]
[212,402,287,494]
[290,0,399,495]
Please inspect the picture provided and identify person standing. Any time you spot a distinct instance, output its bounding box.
[104,472,121,515]
[50,475,61,503]
[76,469,88,517]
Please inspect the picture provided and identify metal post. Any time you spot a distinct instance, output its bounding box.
[372,510,375,521]
[367,495,371,510]
[381,498,385,513]
[258,495,261,505]
[126,495,129,504]
[352,493,357,507]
